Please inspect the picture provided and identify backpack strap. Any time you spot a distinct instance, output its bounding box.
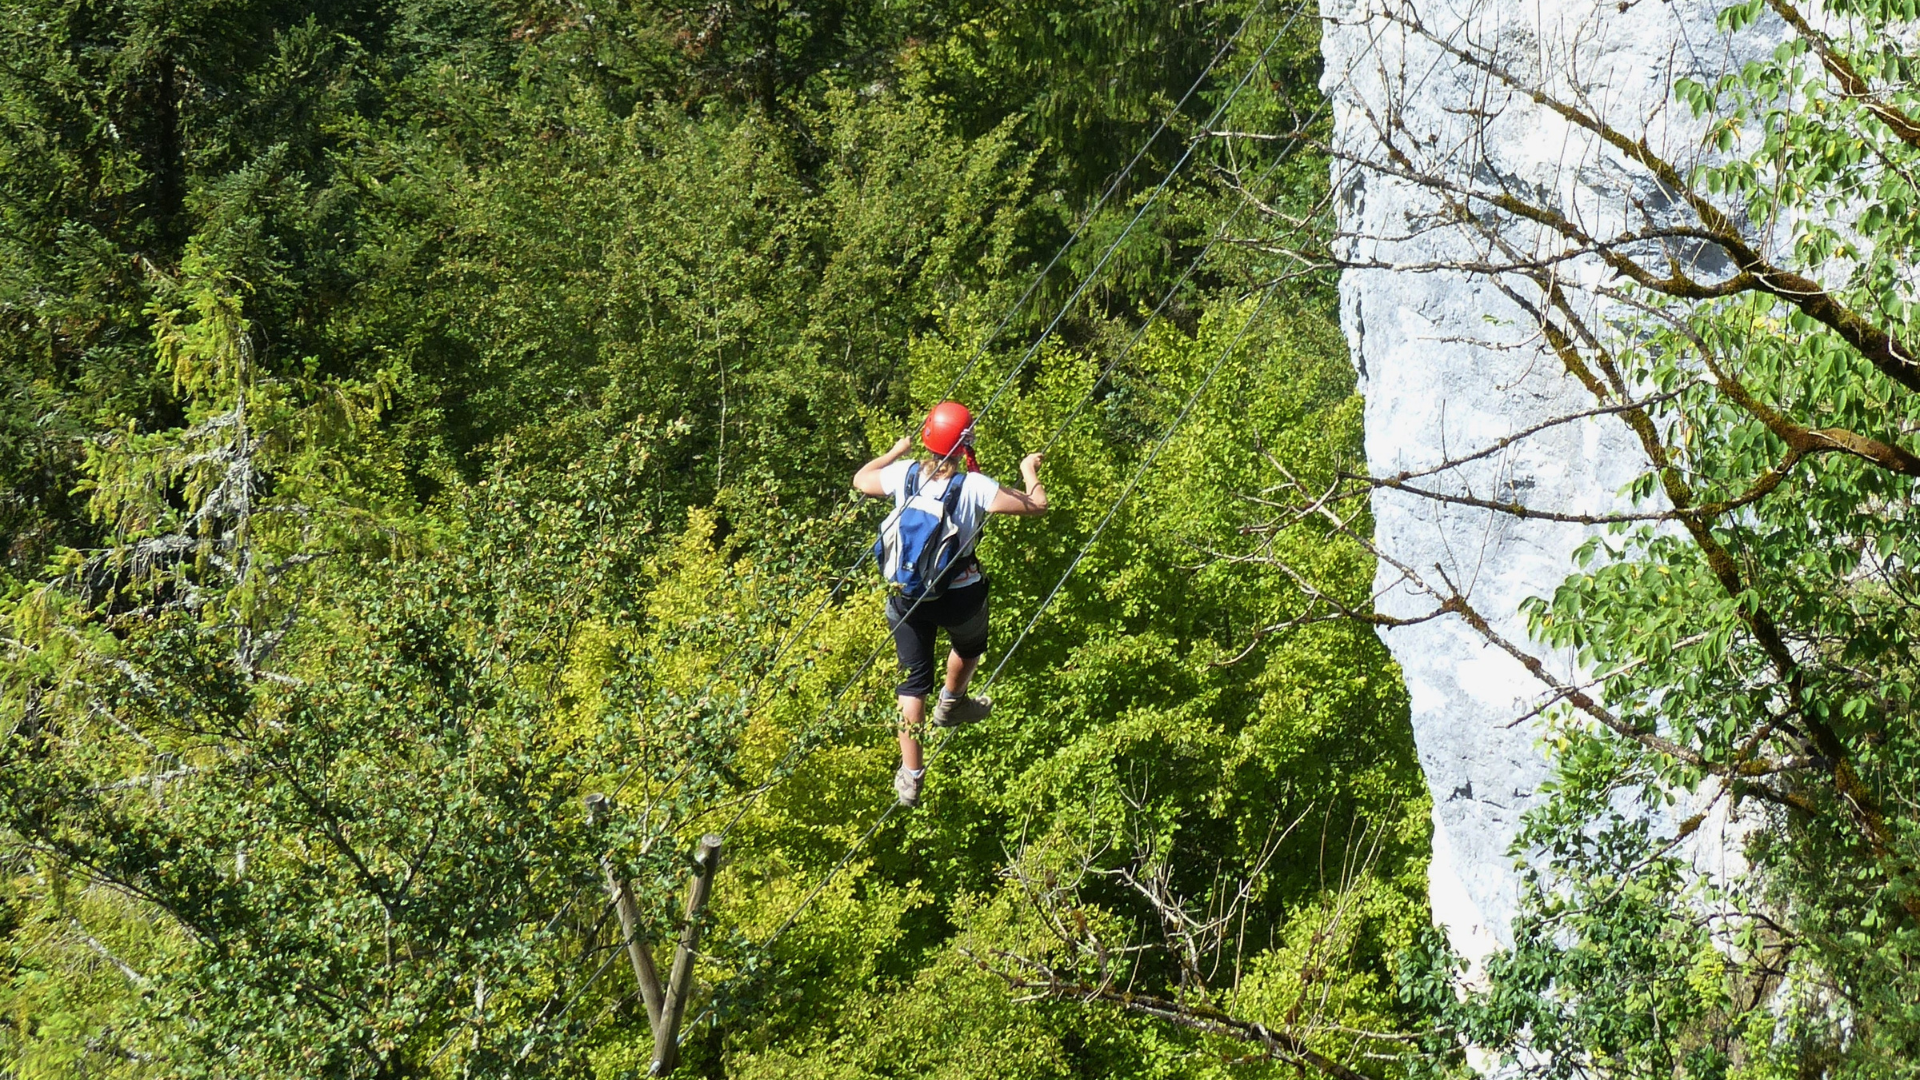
[937,470,968,515]
[937,473,977,587]
[902,461,921,501]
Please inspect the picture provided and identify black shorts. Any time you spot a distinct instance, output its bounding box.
[886,579,989,698]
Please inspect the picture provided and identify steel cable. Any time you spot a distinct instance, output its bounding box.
[427,6,1301,1067]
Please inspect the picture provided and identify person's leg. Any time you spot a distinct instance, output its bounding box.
[931,583,993,727]
[897,694,926,771]
[943,650,980,696]
[887,596,938,803]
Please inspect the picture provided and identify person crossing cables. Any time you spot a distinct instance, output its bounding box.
[853,401,1047,806]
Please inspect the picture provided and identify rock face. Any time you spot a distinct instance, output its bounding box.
[1318,1,1772,966]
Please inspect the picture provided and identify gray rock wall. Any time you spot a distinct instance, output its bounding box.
[1319,0,1771,967]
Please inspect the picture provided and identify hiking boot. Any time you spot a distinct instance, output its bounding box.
[930,693,992,728]
[894,765,923,806]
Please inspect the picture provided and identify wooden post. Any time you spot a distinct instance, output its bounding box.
[651,833,722,1076]
[584,794,666,1029]
[607,865,667,1029]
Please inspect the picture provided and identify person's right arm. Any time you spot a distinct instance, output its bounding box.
[988,453,1047,515]
[853,437,913,497]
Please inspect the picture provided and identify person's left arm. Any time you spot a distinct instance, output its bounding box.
[853,437,914,497]
[986,453,1047,515]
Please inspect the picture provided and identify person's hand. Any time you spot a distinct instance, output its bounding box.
[889,436,913,458]
[1020,452,1044,476]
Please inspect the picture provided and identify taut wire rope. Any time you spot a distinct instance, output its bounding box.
[610,3,1306,856]
[604,0,1294,818]
[435,6,1301,1068]
[533,21,1314,1061]
[699,2,1307,838]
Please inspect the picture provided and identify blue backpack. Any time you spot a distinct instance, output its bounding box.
[874,463,974,599]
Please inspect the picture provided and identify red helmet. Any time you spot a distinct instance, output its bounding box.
[919,401,974,457]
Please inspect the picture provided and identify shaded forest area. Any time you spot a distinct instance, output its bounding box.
[0,1,1430,1077]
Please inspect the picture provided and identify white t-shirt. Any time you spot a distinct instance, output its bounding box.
[879,460,1001,589]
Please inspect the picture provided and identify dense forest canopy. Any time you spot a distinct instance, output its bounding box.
[20,0,1920,1075]
[1,1,1430,1076]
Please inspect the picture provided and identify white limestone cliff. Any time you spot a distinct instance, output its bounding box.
[1318,0,1775,968]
